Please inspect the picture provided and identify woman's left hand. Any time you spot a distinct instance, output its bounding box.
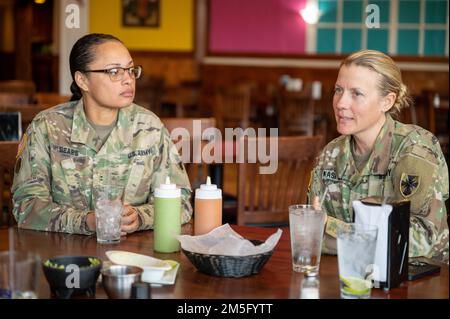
[121,203,140,235]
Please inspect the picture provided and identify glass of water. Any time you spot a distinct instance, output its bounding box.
[288,205,326,276]
[0,251,40,299]
[337,223,378,299]
[94,185,124,244]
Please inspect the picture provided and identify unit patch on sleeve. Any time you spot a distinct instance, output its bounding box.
[399,173,420,198]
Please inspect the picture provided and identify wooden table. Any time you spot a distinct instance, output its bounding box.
[0,225,447,299]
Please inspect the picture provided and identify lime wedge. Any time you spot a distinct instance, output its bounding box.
[340,276,371,295]
[164,260,178,269]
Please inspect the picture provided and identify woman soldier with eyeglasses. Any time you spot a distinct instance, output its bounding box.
[12,33,193,235]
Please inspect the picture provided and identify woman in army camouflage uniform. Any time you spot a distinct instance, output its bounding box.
[12,34,193,235]
[309,50,448,264]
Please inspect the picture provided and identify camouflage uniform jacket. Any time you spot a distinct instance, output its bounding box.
[308,115,449,263]
[12,100,193,235]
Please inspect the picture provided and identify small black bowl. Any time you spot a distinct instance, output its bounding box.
[42,256,102,299]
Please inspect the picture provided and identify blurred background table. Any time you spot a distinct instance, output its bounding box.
[0,225,447,299]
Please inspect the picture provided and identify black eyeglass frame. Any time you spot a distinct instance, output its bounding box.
[82,65,143,81]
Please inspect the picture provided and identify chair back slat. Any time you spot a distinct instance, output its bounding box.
[0,93,33,106]
[0,80,36,95]
[215,85,252,133]
[237,135,324,226]
[161,117,217,189]
[278,89,315,136]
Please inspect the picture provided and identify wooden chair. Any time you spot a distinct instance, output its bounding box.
[424,90,449,162]
[34,92,70,106]
[395,92,439,131]
[395,91,448,162]
[0,92,33,106]
[169,80,204,118]
[278,89,315,136]
[0,141,19,227]
[237,135,325,226]
[423,90,449,133]
[161,117,216,137]
[0,80,36,95]
[161,117,217,189]
[214,84,252,134]
[135,76,166,116]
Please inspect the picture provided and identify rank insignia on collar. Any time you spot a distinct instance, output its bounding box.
[400,173,420,198]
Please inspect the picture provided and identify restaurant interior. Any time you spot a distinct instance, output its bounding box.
[1,0,449,228]
[0,0,449,224]
[0,0,448,300]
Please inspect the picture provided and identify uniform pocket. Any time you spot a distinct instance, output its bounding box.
[60,156,91,210]
[124,158,153,204]
[324,179,354,222]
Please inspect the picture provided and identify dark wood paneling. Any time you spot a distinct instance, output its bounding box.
[14,0,32,80]
[31,0,53,44]
[200,62,449,143]
[131,51,199,86]
[32,54,59,92]
[201,63,449,96]
[0,52,15,80]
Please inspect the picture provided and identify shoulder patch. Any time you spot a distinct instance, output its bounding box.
[16,132,27,159]
[400,173,420,198]
[15,157,22,174]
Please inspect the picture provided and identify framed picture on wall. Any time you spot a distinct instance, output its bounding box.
[122,0,160,27]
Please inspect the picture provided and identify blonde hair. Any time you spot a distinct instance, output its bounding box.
[340,50,412,116]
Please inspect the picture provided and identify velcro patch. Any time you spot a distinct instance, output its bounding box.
[399,173,420,198]
[51,144,79,156]
[128,148,154,159]
[322,169,338,182]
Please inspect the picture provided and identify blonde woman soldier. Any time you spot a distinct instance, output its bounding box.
[309,50,448,264]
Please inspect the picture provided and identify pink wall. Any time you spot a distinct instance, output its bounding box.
[209,0,307,54]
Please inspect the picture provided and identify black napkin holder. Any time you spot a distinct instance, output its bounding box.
[359,196,410,290]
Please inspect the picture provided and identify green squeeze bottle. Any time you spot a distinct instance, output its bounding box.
[154,176,182,253]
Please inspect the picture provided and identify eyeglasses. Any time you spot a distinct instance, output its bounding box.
[83,65,142,82]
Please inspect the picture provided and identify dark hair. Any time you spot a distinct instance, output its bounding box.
[69,33,122,101]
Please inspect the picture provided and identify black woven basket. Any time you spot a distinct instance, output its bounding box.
[182,240,274,278]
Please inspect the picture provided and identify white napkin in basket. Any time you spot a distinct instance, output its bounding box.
[176,224,282,256]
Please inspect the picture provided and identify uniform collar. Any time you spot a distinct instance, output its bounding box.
[337,114,394,178]
[70,99,134,152]
[106,104,134,151]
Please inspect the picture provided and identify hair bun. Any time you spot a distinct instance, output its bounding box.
[394,83,412,111]
[70,81,82,101]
